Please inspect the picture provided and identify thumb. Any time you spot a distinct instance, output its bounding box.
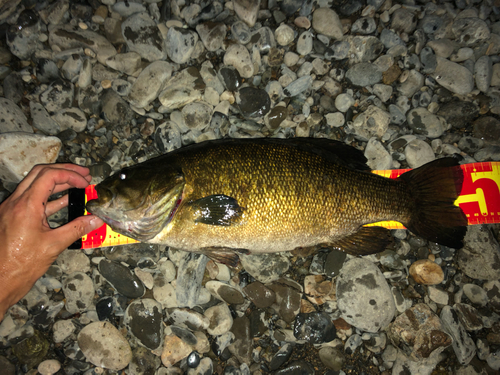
[49,215,104,252]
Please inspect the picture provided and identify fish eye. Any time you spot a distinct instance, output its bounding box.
[120,173,126,180]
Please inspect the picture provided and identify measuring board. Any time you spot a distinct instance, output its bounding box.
[69,161,500,249]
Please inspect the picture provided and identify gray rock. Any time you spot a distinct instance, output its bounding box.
[6,10,44,60]
[205,302,233,335]
[431,57,474,95]
[405,139,434,168]
[61,54,83,81]
[346,36,384,64]
[420,46,437,74]
[247,27,276,54]
[158,67,205,110]
[57,249,90,274]
[78,321,132,370]
[296,31,313,56]
[52,320,75,343]
[223,44,253,79]
[406,107,444,138]
[40,80,74,115]
[345,63,382,87]
[112,1,146,17]
[452,18,490,46]
[474,146,500,161]
[398,70,424,97]
[235,87,271,118]
[206,280,245,305]
[438,101,479,129]
[3,72,24,104]
[128,61,173,109]
[380,29,405,49]
[283,75,313,97]
[233,0,260,27]
[337,258,396,333]
[351,17,376,35]
[155,120,182,154]
[101,90,134,125]
[111,79,132,96]
[30,101,60,135]
[196,22,226,52]
[373,84,393,103]
[62,272,95,314]
[52,107,87,132]
[440,305,476,365]
[351,105,390,141]
[388,104,406,125]
[475,55,492,93]
[176,252,209,308]
[121,12,167,62]
[181,101,213,132]
[463,284,488,307]
[312,8,343,40]
[239,253,290,283]
[293,312,337,344]
[231,21,252,44]
[0,133,61,183]
[391,8,417,33]
[169,308,209,331]
[458,225,500,281]
[0,98,31,133]
[166,27,198,64]
[454,303,483,331]
[49,24,117,65]
[365,137,392,170]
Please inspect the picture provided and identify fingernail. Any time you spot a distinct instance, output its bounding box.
[89,217,100,230]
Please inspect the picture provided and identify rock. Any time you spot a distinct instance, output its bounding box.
[52,108,87,133]
[454,303,483,331]
[233,0,260,27]
[406,107,444,138]
[12,330,49,369]
[463,284,488,307]
[57,249,90,274]
[229,316,252,364]
[388,303,451,361]
[52,320,75,343]
[440,305,476,365]
[283,75,313,97]
[457,225,500,281]
[351,105,390,141]
[473,117,500,146]
[296,31,313,55]
[268,278,302,323]
[312,8,343,40]
[78,321,132,371]
[128,61,173,109]
[474,55,492,93]
[30,101,60,135]
[274,360,315,375]
[98,259,145,298]
[398,70,424,97]
[345,63,382,87]
[409,259,444,285]
[335,93,355,112]
[49,24,116,65]
[169,308,209,331]
[166,27,198,64]
[405,139,434,168]
[351,17,376,35]
[196,22,226,52]
[242,281,276,308]
[437,101,479,130]
[223,44,253,79]
[235,87,271,118]
[337,258,395,333]
[205,281,245,305]
[62,272,94,314]
[392,8,417,33]
[373,84,393,103]
[275,24,295,46]
[124,299,163,350]
[0,133,61,183]
[121,12,167,61]
[176,253,209,308]
[106,52,142,75]
[37,359,61,375]
[0,98,32,133]
[431,57,474,95]
[293,312,336,343]
[205,302,233,335]
[240,253,290,283]
[40,80,74,115]
[364,137,392,170]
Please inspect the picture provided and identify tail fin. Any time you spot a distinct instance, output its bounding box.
[398,157,467,248]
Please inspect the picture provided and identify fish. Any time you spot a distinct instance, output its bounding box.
[86,138,467,265]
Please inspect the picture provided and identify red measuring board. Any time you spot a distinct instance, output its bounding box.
[78,162,500,249]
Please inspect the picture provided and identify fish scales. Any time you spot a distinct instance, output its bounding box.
[153,142,409,252]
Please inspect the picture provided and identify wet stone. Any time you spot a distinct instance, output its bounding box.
[155,120,182,154]
[62,272,95,314]
[274,360,315,375]
[229,316,252,365]
[12,330,49,369]
[205,302,233,336]
[283,76,312,97]
[269,343,293,371]
[205,281,245,305]
[231,21,251,44]
[121,12,167,62]
[345,63,382,87]
[268,278,302,323]
[324,249,347,278]
[52,319,75,343]
[169,308,209,331]
[39,80,74,115]
[166,27,198,64]
[473,116,500,146]
[409,259,444,285]
[336,258,395,333]
[293,312,336,344]
[224,44,253,79]
[388,303,452,361]
[37,359,61,375]
[196,22,226,52]
[454,303,483,331]
[239,253,290,283]
[319,346,344,371]
[30,101,60,135]
[52,107,87,133]
[235,87,271,119]
[432,57,474,95]
[78,321,132,371]
[233,0,260,27]
[98,259,145,299]
[176,253,209,308]
[242,281,276,308]
[101,90,134,125]
[129,347,160,375]
[124,299,163,350]
[440,305,476,365]
[351,17,376,35]
[96,297,115,321]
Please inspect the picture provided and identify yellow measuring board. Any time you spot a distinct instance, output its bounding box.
[77,162,500,249]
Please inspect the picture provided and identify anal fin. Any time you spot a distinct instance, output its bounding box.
[329,227,393,256]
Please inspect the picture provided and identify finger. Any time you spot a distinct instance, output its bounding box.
[46,195,68,217]
[27,168,90,206]
[14,164,90,198]
[47,215,104,253]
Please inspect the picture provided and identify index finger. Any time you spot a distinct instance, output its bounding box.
[25,168,91,206]
[14,164,90,198]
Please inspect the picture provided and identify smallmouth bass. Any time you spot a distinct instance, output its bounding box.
[86,138,467,264]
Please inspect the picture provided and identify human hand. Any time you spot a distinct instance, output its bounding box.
[0,164,104,321]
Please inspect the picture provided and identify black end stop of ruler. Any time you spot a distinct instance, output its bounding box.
[68,188,85,249]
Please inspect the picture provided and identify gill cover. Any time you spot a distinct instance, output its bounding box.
[87,163,185,241]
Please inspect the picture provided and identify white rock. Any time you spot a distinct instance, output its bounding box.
[38,359,61,375]
[0,133,61,183]
[53,319,75,343]
[223,44,254,78]
[78,321,132,370]
[128,61,174,108]
[405,139,435,168]
[312,8,343,40]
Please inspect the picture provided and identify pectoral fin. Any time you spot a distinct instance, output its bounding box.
[329,227,393,256]
[190,195,244,226]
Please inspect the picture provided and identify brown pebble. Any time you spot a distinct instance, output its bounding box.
[101,80,112,89]
[94,5,108,19]
[383,64,402,85]
[294,16,311,29]
[409,259,444,285]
